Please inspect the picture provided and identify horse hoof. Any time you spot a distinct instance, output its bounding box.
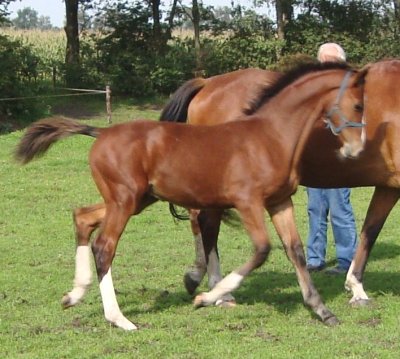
[193,293,208,308]
[350,298,370,307]
[216,299,237,308]
[61,294,74,309]
[112,317,138,331]
[324,315,340,326]
[184,272,200,295]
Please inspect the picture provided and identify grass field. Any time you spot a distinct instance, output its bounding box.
[1,98,400,358]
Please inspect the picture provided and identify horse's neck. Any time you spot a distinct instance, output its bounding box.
[261,77,333,170]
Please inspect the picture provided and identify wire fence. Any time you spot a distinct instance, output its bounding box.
[0,86,112,124]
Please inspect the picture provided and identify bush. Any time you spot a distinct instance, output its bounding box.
[0,34,48,127]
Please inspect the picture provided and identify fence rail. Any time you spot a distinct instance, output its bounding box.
[0,86,112,123]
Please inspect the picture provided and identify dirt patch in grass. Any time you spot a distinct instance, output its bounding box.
[51,103,98,119]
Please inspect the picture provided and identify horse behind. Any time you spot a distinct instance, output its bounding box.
[160,59,400,310]
[15,62,368,330]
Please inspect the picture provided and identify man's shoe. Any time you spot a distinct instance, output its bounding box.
[325,266,348,275]
[306,264,325,272]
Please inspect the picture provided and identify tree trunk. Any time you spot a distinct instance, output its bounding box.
[151,0,162,47]
[192,0,202,74]
[394,0,400,15]
[166,0,178,40]
[275,0,293,41]
[394,0,400,35]
[64,0,80,86]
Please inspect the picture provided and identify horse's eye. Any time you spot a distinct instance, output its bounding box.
[354,104,363,112]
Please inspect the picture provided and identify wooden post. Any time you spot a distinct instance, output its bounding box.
[52,67,56,88]
[106,85,112,124]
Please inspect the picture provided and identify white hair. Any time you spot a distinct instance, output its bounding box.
[317,43,346,62]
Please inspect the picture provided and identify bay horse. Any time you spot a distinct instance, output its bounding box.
[15,62,368,330]
[159,58,400,309]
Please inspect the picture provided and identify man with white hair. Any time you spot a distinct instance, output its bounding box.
[317,42,346,62]
[306,42,358,275]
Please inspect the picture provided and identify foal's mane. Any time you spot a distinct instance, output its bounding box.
[244,62,354,116]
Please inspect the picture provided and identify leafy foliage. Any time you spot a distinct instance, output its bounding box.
[287,0,400,63]
[2,0,400,122]
[0,34,48,128]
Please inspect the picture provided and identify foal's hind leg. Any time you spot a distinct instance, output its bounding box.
[194,202,270,307]
[62,203,105,308]
[268,198,338,325]
[91,201,137,330]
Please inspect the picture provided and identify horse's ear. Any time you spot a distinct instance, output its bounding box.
[353,64,371,87]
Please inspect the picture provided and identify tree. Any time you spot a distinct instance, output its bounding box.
[393,0,400,33]
[253,0,294,41]
[64,0,91,85]
[12,7,38,29]
[275,0,294,41]
[38,16,53,30]
[65,0,79,85]
[141,0,179,51]
[192,0,201,72]
[0,0,15,24]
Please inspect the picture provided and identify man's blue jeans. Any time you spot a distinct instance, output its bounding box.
[306,187,357,270]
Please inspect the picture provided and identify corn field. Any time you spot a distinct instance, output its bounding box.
[0,29,66,81]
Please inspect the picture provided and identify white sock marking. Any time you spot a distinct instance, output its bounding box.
[345,261,369,303]
[202,271,243,304]
[99,268,137,330]
[66,245,92,305]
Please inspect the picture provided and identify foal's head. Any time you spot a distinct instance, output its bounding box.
[321,65,368,159]
[245,62,369,159]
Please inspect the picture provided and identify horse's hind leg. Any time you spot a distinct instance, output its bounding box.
[346,187,399,306]
[92,201,137,331]
[268,198,338,325]
[184,209,236,305]
[184,209,208,294]
[62,203,106,308]
[194,202,270,307]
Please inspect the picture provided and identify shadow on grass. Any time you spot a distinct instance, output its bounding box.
[119,241,400,319]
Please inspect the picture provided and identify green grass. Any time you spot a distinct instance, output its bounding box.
[1,99,400,358]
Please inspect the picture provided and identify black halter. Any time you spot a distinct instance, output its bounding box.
[324,71,365,135]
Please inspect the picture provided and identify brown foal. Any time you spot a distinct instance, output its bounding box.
[15,62,368,330]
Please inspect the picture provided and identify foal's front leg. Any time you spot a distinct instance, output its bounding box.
[194,203,270,307]
[268,198,338,325]
[62,203,106,308]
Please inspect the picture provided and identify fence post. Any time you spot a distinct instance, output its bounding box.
[52,67,56,88]
[106,85,112,124]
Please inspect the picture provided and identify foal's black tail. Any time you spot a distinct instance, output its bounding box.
[159,77,207,123]
[15,117,100,164]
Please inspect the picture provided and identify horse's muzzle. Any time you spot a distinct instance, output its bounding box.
[339,141,364,159]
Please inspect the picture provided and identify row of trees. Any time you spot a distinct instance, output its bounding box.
[58,0,400,86]
[10,7,53,30]
[1,0,400,124]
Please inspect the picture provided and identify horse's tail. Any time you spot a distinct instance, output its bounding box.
[15,117,100,164]
[159,77,207,123]
[160,78,207,220]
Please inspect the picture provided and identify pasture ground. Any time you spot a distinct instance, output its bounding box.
[1,98,400,358]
